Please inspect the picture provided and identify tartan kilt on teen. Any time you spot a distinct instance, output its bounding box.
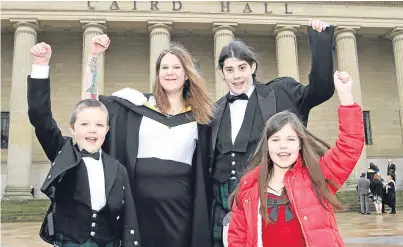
[53,233,120,247]
[211,177,239,247]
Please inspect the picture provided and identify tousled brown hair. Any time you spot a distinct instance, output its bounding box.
[233,111,343,223]
[69,99,108,129]
[153,43,214,125]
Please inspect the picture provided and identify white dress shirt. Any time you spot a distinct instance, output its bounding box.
[82,150,106,211]
[31,64,49,79]
[30,65,106,211]
[229,85,255,144]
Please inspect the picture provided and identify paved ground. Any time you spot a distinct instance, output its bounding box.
[1,212,402,246]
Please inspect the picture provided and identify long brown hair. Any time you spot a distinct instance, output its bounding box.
[153,43,214,125]
[234,111,343,223]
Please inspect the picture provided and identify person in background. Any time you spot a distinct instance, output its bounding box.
[367,162,379,182]
[370,174,384,215]
[357,172,371,215]
[385,175,397,214]
[387,159,396,182]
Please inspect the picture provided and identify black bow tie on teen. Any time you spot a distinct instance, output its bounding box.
[81,149,100,160]
[226,93,249,103]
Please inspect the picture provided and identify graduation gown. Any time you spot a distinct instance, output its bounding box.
[99,95,212,247]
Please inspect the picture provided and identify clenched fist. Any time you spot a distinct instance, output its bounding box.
[334,71,354,106]
[30,42,52,65]
[309,19,330,33]
[90,34,110,56]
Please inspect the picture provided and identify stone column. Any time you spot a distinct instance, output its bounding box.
[274,25,300,81]
[3,20,38,199]
[81,20,106,97]
[213,23,237,100]
[390,28,403,141]
[335,27,367,188]
[148,22,171,92]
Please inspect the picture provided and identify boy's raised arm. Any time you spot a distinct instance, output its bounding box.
[28,42,65,162]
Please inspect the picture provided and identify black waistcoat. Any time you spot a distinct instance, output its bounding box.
[53,160,117,246]
[213,89,264,183]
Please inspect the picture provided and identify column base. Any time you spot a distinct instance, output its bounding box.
[2,186,33,199]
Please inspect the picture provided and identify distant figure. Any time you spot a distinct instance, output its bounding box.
[385,175,396,214]
[357,172,371,215]
[367,162,379,182]
[387,159,396,182]
[370,174,384,215]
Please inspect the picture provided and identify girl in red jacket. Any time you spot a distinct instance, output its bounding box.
[228,71,365,247]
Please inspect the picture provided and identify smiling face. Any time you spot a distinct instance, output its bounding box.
[221,57,255,95]
[158,53,188,94]
[268,123,300,169]
[69,107,109,153]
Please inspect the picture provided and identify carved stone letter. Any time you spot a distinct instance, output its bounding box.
[172,1,182,11]
[151,1,159,11]
[110,1,119,10]
[243,3,252,13]
[221,1,230,12]
[285,3,293,14]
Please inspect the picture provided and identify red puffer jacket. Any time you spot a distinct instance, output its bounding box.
[228,104,364,247]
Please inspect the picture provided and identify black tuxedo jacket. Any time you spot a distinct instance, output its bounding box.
[28,77,140,247]
[210,26,336,170]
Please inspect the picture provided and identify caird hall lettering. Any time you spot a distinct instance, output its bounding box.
[87,1,294,14]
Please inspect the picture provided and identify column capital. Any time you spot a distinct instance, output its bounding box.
[335,26,360,37]
[80,20,107,32]
[389,27,403,40]
[212,23,237,33]
[148,21,172,32]
[274,24,299,36]
[10,19,38,31]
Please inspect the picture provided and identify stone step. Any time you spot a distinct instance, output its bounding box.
[2,215,47,222]
[1,199,50,223]
[335,190,403,212]
[2,191,402,222]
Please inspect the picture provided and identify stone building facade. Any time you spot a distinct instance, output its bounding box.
[1,1,403,198]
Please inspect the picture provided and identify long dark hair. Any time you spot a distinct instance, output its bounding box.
[218,39,259,78]
[233,111,343,223]
[153,43,214,125]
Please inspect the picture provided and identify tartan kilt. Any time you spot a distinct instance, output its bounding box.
[53,233,120,247]
[211,178,239,247]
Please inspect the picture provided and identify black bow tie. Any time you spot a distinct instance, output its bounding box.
[226,93,249,103]
[81,149,100,160]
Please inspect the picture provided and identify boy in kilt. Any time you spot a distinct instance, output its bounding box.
[28,42,141,247]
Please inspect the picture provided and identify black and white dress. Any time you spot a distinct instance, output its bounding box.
[134,97,198,247]
[99,94,212,247]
